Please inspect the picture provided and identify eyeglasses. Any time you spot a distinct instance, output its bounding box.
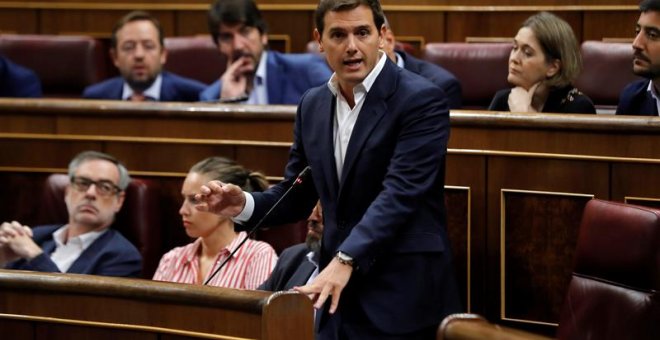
[70,176,122,196]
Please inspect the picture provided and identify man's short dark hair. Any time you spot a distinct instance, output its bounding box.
[68,150,131,191]
[314,0,385,35]
[640,0,660,12]
[110,11,164,49]
[208,0,268,45]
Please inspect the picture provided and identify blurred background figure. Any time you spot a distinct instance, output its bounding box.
[0,54,42,98]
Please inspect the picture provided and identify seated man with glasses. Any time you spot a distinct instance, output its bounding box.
[0,150,142,277]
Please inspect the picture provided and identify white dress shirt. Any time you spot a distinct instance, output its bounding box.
[50,225,107,272]
[246,51,269,105]
[122,74,162,101]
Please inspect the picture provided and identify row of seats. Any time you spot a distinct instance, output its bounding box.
[0,33,640,110]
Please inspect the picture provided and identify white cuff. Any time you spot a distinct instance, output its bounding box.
[232,192,254,224]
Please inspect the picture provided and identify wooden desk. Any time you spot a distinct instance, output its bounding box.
[0,269,313,340]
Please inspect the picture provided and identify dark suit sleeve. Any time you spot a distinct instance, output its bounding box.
[18,252,61,272]
[85,233,142,277]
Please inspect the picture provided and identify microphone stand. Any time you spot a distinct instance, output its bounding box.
[204,166,311,285]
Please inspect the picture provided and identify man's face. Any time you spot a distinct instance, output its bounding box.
[217,23,267,74]
[112,20,167,92]
[633,11,660,80]
[314,5,385,93]
[65,159,125,231]
[305,202,323,252]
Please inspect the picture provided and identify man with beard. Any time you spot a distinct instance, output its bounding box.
[259,202,323,291]
[200,0,332,104]
[616,0,660,116]
[0,151,141,277]
[83,11,204,102]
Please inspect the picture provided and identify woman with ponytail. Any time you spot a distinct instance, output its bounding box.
[153,157,277,289]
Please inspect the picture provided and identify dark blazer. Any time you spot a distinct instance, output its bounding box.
[6,224,142,278]
[258,243,316,291]
[249,60,461,336]
[616,79,659,116]
[398,50,462,109]
[489,85,596,114]
[0,55,42,98]
[82,71,205,102]
[199,51,332,104]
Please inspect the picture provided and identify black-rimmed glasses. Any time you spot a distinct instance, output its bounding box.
[70,176,122,196]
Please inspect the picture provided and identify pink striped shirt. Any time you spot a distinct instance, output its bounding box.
[153,231,277,289]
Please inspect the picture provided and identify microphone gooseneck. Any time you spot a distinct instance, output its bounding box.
[204,166,312,285]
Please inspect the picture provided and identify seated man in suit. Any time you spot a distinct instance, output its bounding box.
[617,0,660,116]
[382,18,462,109]
[83,11,205,102]
[259,202,323,291]
[0,151,142,277]
[200,0,332,104]
[0,54,42,98]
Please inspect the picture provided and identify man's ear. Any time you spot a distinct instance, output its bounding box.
[314,28,323,53]
[114,191,126,213]
[110,48,119,68]
[378,24,387,49]
[160,47,168,65]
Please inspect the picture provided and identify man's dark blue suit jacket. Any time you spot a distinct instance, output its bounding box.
[247,59,461,335]
[6,224,142,277]
[82,71,204,102]
[616,79,659,116]
[398,50,462,109]
[0,55,42,98]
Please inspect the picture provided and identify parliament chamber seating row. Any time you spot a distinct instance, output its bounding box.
[0,33,640,110]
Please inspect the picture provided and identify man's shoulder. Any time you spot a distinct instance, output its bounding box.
[269,51,331,76]
[162,71,205,90]
[31,224,64,240]
[82,77,123,98]
[278,243,311,260]
[102,228,140,255]
[620,79,650,99]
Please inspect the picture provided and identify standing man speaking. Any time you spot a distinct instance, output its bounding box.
[197,0,461,338]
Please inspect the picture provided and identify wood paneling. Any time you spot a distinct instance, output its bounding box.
[0,4,641,52]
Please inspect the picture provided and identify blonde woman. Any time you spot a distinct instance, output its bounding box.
[153,157,277,289]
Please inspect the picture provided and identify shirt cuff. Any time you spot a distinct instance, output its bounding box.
[232,192,254,224]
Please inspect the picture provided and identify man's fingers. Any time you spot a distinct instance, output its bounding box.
[314,285,333,310]
[328,287,342,314]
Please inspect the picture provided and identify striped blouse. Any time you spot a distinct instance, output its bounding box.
[153,231,278,289]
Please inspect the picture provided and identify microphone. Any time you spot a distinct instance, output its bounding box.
[204,166,312,285]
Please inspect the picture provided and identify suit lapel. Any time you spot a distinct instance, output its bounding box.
[67,229,112,273]
[338,61,397,194]
[313,89,340,199]
[159,72,173,101]
[286,261,317,289]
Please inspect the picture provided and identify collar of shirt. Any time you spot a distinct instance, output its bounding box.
[327,50,388,98]
[122,74,163,101]
[246,51,269,104]
[646,80,660,116]
[395,51,405,68]
[182,231,248,264]
[305,250,320,268]
[52,225,108,250]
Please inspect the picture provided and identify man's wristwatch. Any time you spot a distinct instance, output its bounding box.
[335,251,354,267]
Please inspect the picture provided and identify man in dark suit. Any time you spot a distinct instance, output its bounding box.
[0,151,141,277]
[382,18,462,109]
[0,55,42,98]
[83,11,204,102]
[197,1,460,338]
[200,0,332,104]
[259,202,323,291]
[616,0,660,116]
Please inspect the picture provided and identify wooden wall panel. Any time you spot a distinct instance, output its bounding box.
[582,11,639,41]
[0,319,33,339]
[39,10,176,37]
[0,10,38,34]
[445,186,471,313]
[446,154,487,315]
[262,10,315,54]
[174,11,208,36]
[35,323,156,340]
[611,163,660,203]
[446,11,582,43]
[486,156,608,330]
[501,190,591,325]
